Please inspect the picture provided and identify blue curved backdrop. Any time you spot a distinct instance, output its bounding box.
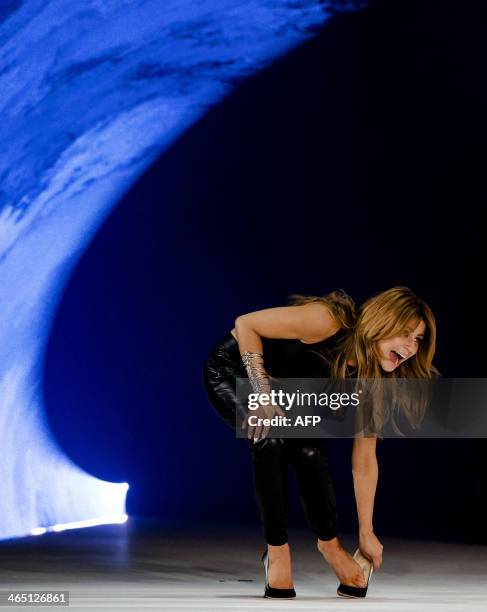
[0,0,337,539]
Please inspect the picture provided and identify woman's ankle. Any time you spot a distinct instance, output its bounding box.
[266,543,294,588]
[317,536,341,556]
[267,542,290,558]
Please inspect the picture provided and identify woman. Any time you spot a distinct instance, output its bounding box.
[202,286,437,599]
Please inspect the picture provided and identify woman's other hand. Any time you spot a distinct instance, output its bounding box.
[242,399,286,441]
[358,530,383,571]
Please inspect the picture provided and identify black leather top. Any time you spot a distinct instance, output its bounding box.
[260,329,348,379]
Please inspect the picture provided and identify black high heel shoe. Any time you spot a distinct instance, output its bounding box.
[261,550,296,599]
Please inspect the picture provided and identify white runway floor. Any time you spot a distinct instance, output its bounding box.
[0,517,485,611]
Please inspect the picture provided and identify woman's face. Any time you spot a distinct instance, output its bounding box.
[376,318,426,372]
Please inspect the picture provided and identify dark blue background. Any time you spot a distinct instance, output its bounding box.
[43,0,487,543]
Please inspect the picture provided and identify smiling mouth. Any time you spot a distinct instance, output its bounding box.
[389,350,407,365]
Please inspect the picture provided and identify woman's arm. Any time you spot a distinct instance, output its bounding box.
[233,302,340,440]
[352,437,384,570]
[233,302,340,348]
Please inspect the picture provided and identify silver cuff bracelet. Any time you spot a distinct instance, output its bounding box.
[241,351,271,395]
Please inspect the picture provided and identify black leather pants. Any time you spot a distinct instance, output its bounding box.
[203,333,337,545]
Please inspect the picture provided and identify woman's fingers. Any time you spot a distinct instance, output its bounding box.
[372,553,382,571]
[244,402,286,440]
[362,547,382,571]
[359,533,383,573]
[245,415,255,439]
[254,421,264,441]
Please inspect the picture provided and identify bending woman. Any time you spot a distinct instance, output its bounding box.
[202,286,438,598]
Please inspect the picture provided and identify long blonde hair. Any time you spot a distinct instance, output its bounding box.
[289,286,439,436]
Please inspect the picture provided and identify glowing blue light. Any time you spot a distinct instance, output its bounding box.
[51,514,128,533]
[30,515,128,537]
[28,482,129,537]
[30,527,48,536]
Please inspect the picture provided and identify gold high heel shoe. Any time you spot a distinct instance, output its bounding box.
[337,548,373,598]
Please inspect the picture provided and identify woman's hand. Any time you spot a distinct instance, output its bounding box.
[358,530,383,571]
[242,400,286,441]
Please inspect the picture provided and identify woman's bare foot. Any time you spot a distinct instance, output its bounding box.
[317,537,367,587]
[267,543,294,589]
